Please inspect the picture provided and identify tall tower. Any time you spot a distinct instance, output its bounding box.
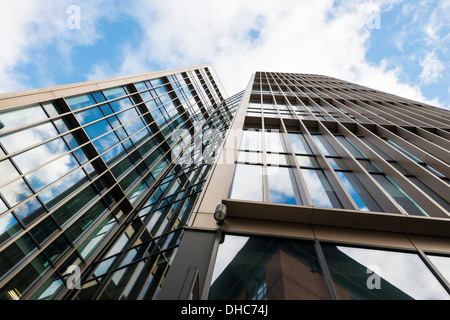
[160,71,450,300]
[1,69,449,301]
[0,65,240,300]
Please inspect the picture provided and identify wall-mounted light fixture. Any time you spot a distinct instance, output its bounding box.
[214,204,227,225]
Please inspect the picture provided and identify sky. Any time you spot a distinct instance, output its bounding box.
[0,0,448,110]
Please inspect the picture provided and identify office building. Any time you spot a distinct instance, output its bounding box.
[0,67,449,300]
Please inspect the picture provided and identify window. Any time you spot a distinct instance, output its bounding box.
[229,164,264,202]
[321,245,449,300]
[265,130,287,153]
[240,130,262,152]
[371,174,427,216]
[267,166,301,205]
[301,169,342,208]
[335,171,382,212]
[209,235,328,300]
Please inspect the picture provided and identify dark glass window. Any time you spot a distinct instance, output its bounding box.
[209,235,329,300]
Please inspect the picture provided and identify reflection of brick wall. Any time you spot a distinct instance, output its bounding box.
[265,250,351,300]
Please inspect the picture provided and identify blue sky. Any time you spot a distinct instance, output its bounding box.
[0,0,448,110]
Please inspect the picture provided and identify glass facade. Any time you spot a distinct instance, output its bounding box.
[0,66,239,300]
[209,233,450,300]
[1,68,450,301]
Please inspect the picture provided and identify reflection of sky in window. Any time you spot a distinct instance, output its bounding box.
[301,169,334,208]
[336,172,369,211]
[0,212,20,240]
[0,104,48,131]
[39,169,88,207]
[428,255,450,283]
[1,121,58,154]
[229,164,263,201]
[0,154,20,186]
[211,235,249,284]
[289,133,311,154]
[267,166,299,205]
[336,246,449,300]
[240,130,262,151]
[265,131,286,153]
[66,94,96,111]
[311,135,338,156]
[26,153,80,191]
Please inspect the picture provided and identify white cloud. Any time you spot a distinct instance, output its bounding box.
[0,0,116,93]
[103,0,442,109]
[419,51,445,84]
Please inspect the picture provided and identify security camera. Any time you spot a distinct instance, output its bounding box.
[214,204,227,225]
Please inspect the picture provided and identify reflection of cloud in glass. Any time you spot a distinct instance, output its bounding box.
[211,235,249,283]
[240,130,261,151]
[428,255,450,283]
[1,179,33,207]
[27,154,79,192]
[337,246,449,300]
[336,172,369,211]
[265,131,286,153]
[229,164,263,201]
[0,104,47,132]
[0,212,19,236]
[301,169,333,208]
[267,166,298,205]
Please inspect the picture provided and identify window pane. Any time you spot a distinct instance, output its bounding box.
[301,169,342,208]
[209,235,329,300]
[265,130,287,153]
[240,130,262,151]
[1,121,59,155]
[0,234,37,280]
[26,153,80,192]
[428,255,450,283]
[327,158,350,170]
[335,136,366,158]
[0,211,22,246]
[229,164,263,202]
[371,174,426,216]
[297,156,320,168]
[66,94,97,111]
[321,245,449,300]
[267,167,300,205]
[266,154,291,166]
[237,151,263,164]
[336,171,382,212]
[407,177,450,212]
[311,135,338,156]
[0,105,48,132]
[0,154,20,186]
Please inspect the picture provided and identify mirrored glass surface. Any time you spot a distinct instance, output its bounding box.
[335,171,382,212]
[301,169,342,208]
[240,130,262,151]
[209,235,329,300]
[321,245,450,300]
[311,134,339,157]
[267,166,300,205]
[371,174,426,216]
[1,121,59,155]
[265,130,287,153]
[229,164,263,202]
[289,133,312,155]
[0,105,47,132]
[428,255,450,283]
